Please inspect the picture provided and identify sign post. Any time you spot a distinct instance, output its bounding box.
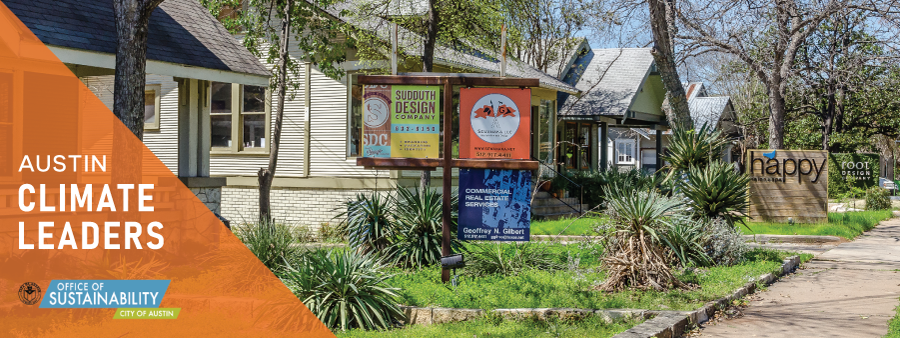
[356,75,540,283]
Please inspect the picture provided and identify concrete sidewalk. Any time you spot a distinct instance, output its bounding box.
[699,218,900,337]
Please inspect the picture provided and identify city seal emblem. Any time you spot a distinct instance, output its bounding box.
[19,282,42,305]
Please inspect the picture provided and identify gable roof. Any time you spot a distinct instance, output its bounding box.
[4,0,269,79]
[323,1,578,94]
[689,96,731,129]
[559,48,657,117]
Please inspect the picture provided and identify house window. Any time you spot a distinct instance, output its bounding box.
[210,81,270,153]
[348,74,363,157]
[615,139,635,164]
[144,84,161,130]
[536,100,555,163]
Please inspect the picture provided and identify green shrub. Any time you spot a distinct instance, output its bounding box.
[335,192,394,254]
[661,218,712,267]
[233,220,300,273]
[661,125,728,181]
[280,249,405,331]
[564,168,659,209]
[702,218,748,266]
[678,161,750,227]
[385,187,459,268]
[462,242,563,277]
[865,186,891,210]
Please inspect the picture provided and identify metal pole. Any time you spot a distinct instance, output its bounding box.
[500,25,507,77]
[441,79,453,283]
[391,23,398,75]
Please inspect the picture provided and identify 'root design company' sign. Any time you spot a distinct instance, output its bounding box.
[747,149,828,223]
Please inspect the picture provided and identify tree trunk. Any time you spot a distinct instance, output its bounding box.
[648,0,692,130]
[112,0,163,217]
[767,80,786,149]
[258,0,292,223]
[113,0,163,139]
[422,0,438,72]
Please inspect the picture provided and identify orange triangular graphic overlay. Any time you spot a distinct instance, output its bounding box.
[0,2,333,336]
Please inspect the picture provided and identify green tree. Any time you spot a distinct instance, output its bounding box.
[203,0,349,221]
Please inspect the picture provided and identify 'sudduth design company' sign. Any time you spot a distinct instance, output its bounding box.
[747,149,828,223]
[458,169,531,241]
[459,88,531,159]
[362,85,440,158]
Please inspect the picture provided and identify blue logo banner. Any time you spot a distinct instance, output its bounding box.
[40,280,170,308]
[458,169,531,241]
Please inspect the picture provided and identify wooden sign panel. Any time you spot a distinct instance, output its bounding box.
[747,149,828,223]
[459,87,531,159]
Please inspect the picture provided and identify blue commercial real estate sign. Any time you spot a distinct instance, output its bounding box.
[458,169,531,241]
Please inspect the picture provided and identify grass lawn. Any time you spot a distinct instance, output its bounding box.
[744,210,893,240]
[887,297,900,338]
[387,245,812,312]
[531,216,605,236]
[337,316,640,338]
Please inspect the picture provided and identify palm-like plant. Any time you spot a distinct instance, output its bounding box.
[678,161,750,227]
[661,124,729,181]
[660,218,713,267]
[598,185,688,291]
[335,192,393,255]
[463,242,562,277]
[386,187,458,268]
[233,219,299,273]
[280,249,405,331]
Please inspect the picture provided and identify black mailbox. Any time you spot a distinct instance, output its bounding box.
[441,254,465,269]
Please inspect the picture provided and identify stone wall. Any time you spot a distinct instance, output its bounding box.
[220,186,388,231]
[190,187,222,215]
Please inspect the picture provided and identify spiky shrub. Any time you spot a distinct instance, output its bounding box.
[233,219,299,273]
[598,186,688,291]
[280,249,405,331]
[335,192,394,254]
[678,161,750,227]
[661,125,729,181]
[865,186,891,210]
[660,217,712,268]
[386,187,458,268]
[463,242,563,277]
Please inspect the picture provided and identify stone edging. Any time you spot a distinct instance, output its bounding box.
[612,255,803,338]
[401,306,645,326]
[742,234,843,244]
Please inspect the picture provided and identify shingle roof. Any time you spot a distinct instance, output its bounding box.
[323,1,578,94]
[4,0,269,77]
[689,96,731,129]
[559,48,656,117]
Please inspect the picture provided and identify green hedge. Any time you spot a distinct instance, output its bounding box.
[828,153,880,198]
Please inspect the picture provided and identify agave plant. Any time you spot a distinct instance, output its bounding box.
[678,161,750,227]
[280,249,405,331]
[660,218,712,268]
[334,192,394,255]
[598,185,688,291]
[385,187,458,268]
[661,124,729,182]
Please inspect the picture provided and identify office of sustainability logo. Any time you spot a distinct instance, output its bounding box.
[19,282,42,305]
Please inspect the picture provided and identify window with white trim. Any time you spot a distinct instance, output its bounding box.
[210,81,270,154]
[615,139,635,164]
[144,84,161,130]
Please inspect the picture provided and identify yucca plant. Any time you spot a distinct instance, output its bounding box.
[233,219,299,273]
[598,185,688,291]
[385,187,458,268]
[661,124,729,182]
[678,161,750,227]
[660,218,712,268]
[463,242,563,277]
[335,192,394,255]
[280,249,405,331]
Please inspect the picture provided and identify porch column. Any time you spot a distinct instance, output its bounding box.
[599,122,608,171]
[655,129,663,172]
[176,78,225,215]
[590,123,599,171]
